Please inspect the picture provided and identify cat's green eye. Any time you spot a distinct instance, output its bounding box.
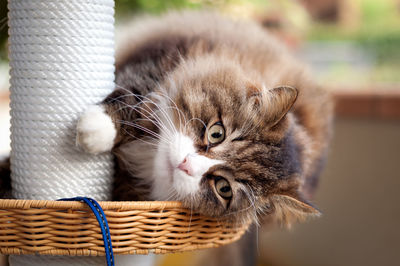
[208,123,225,145]
[215,177,232,199]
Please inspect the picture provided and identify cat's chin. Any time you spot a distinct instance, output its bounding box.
[151,153,201,201]
[171,168,201,199]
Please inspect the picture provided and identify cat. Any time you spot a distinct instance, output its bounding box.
[75,11,333,227]
[0,10,332,266]
[0,11,332,227]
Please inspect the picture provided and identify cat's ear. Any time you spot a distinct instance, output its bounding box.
[269,194,320,228]
[250,86,298,127]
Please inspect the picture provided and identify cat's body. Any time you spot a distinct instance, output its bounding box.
[76,11,332,225]
[0,11,332,266]
[1,11,332,226]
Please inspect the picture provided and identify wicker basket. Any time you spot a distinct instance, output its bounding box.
[0,199,249,256]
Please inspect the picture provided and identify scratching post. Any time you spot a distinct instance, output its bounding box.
[8,0,115,264]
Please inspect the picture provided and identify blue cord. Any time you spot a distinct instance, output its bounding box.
[59,197,115,266]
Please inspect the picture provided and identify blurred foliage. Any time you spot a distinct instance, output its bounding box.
[115,0,203,16]
[114,0,269,19]
[307,0,400,64]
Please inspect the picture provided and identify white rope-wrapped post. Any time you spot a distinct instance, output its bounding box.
[8,0,115,264]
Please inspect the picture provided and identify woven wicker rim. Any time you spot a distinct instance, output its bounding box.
[0,199,186,210]
[0,199,250,256]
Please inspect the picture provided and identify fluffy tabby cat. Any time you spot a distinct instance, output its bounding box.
[76,11,333,226]
[0,11,332,265]
[0,11,332,229]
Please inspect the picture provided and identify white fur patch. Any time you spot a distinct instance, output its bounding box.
[172,153,223,197]
[151,132,223,200]
[76,105,116,154]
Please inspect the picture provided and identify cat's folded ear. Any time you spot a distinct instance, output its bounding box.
[248,85,298,127]
[269,194,321,228]
[264,86,298,126]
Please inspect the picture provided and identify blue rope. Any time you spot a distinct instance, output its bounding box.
[58,197,114,266]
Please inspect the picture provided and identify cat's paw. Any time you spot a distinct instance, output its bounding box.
[76,105,116,154]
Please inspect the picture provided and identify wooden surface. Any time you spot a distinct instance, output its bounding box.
[333,87,400,119]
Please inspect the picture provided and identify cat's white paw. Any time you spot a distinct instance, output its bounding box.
[76,105,116,154]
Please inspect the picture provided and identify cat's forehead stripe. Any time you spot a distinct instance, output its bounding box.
[235,178,250,184]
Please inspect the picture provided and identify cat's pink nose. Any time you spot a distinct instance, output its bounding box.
[178,156,193,176]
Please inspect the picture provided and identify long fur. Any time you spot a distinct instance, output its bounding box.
[100,11,333,224]
[0,11,333,266]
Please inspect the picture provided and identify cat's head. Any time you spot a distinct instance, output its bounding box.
[120,60,320,225]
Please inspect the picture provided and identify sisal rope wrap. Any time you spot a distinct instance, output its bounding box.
[8,0,115,200]
[8,0,115,264]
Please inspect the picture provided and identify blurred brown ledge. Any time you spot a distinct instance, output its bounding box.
[333,87,400,119]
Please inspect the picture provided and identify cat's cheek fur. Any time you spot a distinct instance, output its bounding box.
[150,132,223,200]
[171,154,224,198]
[172,169,202,197]
[76,105,116,154]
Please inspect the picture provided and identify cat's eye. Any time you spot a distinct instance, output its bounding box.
[208,122,225,145]
[215,177,232,199]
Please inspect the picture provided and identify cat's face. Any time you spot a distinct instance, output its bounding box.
[122,64,319,224]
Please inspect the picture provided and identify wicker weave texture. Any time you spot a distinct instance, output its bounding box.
[0,200,249,255]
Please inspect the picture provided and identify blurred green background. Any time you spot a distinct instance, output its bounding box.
[0,0,399,88]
